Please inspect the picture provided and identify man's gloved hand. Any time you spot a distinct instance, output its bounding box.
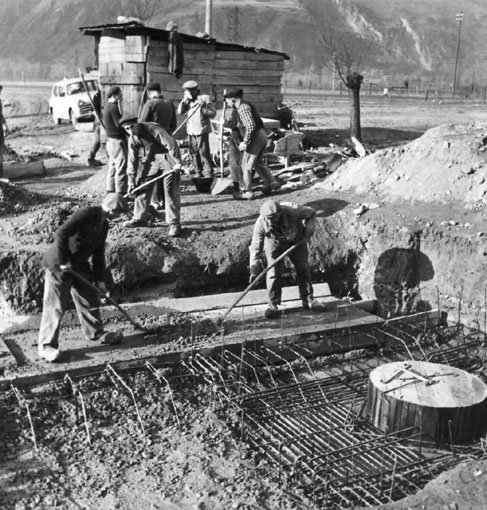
[238,141,247,152]
[183,89,192,101]
[173,163,182,172]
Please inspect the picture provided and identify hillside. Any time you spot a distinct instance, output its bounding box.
[0,0,486,91]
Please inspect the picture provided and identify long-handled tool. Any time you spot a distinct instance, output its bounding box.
[60,266,146,332]
[219,241,303,324]
[211,99,233,195]
[124,172,167,199]
[79,70,105,130]
[172,102,201,137]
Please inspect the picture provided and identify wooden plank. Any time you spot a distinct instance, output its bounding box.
[101,74,145,85]
[149,40,215,52]
[0,299,383,391]
[215,58,284,70]
[213,69,283,78]
[216,51,283,61]
[147,48,216,61]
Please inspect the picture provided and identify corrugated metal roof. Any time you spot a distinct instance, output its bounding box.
[79,22,290,59]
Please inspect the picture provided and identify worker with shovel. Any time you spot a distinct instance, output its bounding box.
[38,193,130,362]
[177,80,216,179]
[223,88,280,200]
[121,117,183,237]
[138,82,177,211]
[249,200,327,319]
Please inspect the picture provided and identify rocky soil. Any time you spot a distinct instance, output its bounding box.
[2,93,487,509]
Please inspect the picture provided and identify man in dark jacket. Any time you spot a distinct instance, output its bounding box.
[249,200,327,318]
[38,193,130,362]
[138,82,177,210]
[103,86,127,193]
[121,118,183,237]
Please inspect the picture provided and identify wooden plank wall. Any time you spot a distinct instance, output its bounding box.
[97,33,285,119]
[99,34,146,117]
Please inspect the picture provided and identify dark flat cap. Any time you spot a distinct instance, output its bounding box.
[119,114,138,125]
[223,88,244,99]
[146,82,161,92]
[107,86,121,98]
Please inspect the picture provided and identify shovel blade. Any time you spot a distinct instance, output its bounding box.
[211,176,233,195]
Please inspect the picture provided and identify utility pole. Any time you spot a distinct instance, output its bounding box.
[452,11,463,98]
[205,0,213,38]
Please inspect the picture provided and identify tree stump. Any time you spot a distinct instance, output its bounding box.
[367,361,487,445]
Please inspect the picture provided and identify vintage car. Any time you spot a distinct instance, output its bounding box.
[49,77,98,125]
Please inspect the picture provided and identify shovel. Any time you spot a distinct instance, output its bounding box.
[211,99,233,195]
[60,266,146,332]
[218,241,303,324]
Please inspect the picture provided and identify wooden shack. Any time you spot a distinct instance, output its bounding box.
[79,22,289,118]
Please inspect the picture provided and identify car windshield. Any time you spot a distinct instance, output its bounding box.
[66,80,97,95]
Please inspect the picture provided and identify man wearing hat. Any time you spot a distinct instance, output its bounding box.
[223,88,280,200]
[139,82,177,210]
[38,193,130,362]
[103,86,127,194]
[249,200,327,319]
[121,118,183,237]
[177,80,216,178]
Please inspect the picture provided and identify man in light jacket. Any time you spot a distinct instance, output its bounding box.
[249,200,327,318]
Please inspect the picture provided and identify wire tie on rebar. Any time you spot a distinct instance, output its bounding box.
[105,364,146,436]
[64,374,91,445]
[11,384,38,451]
[145,361,180,427]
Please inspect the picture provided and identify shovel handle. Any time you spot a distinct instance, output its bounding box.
[219,241,303,324]
[172,102,202,137]
[60,266,143,330]
[79,70,105,130]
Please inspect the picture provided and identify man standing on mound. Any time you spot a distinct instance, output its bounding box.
[249,200,327,318]
[38,193,130,362]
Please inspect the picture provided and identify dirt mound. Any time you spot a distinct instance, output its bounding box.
[318,123,487,205]
[0,181,46,215]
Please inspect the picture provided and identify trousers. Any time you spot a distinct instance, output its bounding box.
[240,128,275,192]
[38,269,103,349]
[189,133,214,177]
[264,238,313,306]
[106,137,127,193]
[133,154,181,225]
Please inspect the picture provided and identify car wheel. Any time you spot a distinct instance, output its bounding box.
[50,107,61,125]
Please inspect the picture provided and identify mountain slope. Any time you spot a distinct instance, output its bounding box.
[0,0,484,91]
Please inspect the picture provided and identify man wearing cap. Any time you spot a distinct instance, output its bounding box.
[223,88,280,200]
[139,82,177,210]
[177,80,216,179]
[249,200,327,319]
[121,118,183,237]
[103,86,127,194]
[38,193,130,362]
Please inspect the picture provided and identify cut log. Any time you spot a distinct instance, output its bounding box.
[367,361,487,444]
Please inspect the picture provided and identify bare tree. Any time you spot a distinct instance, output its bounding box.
[121,0,160,23]
[319,28,365,141]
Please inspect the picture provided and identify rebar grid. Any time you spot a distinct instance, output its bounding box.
[3,319,486,509]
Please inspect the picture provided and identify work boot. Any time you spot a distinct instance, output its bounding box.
[265,304,280,319]
[100,331,123,345]
[241,191,255,200]
[168,224,181,237]
[38,344,61,362]
[262,180,281,196]
[123,218,149,228]
[303,299,327,312]
[232,190,243,200]
[87,158,103,167]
